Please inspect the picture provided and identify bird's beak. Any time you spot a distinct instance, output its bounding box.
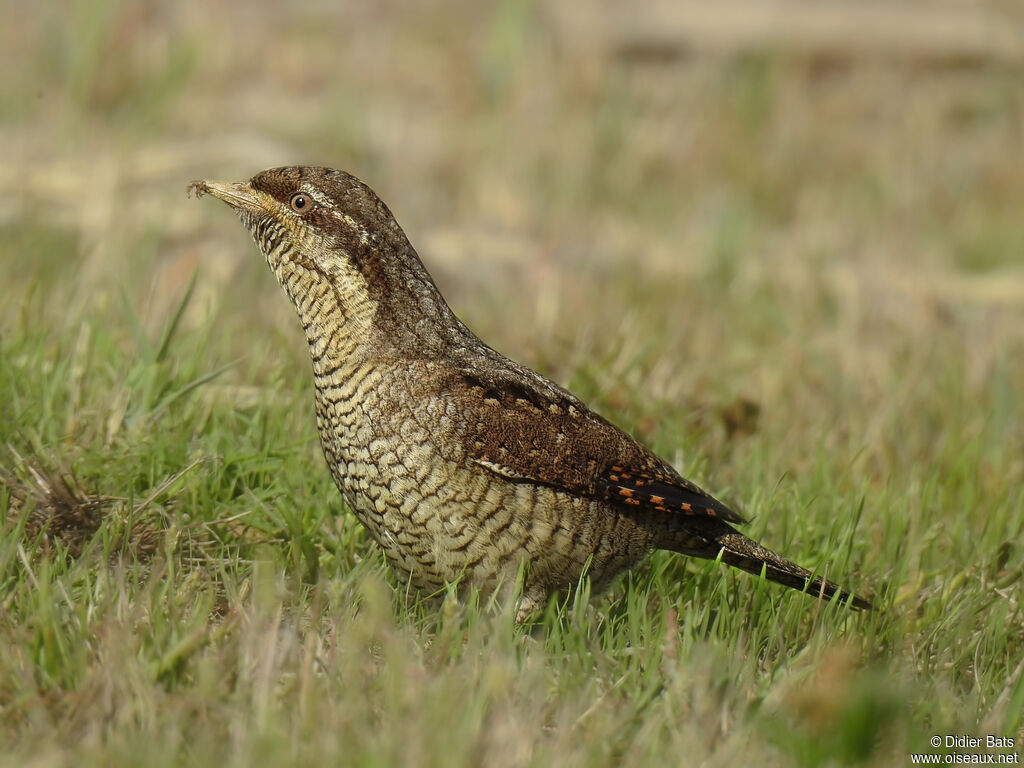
[187,179,262,214]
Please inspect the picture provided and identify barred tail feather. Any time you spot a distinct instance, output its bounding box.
[712,531,872,610]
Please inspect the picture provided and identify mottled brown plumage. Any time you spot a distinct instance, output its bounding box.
[189,166,872,615]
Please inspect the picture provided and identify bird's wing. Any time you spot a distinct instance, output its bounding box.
[591,465,743,523]
[438,365,745,525]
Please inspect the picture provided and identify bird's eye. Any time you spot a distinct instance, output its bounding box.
[289,193,311,213]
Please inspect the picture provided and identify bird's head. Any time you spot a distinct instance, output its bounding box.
[188,166,402,275]
[189,166,458,356]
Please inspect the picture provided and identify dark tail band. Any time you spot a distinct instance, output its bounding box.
[714,531,872,610]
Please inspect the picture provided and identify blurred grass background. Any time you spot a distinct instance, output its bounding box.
[1,1,1022,766]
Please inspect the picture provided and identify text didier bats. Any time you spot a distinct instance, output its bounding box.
[945,735,1015,749]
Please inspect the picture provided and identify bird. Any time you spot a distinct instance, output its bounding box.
[188,166,872,617]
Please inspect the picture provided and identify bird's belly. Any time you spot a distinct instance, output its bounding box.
[329,446,532,591]
[312,378,652,600]
[326,437,650,598]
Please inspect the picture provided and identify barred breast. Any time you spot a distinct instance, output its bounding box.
[311,357,652,602]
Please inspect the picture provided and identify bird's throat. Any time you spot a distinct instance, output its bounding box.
[270,252,379,370]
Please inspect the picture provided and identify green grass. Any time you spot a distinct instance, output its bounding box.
[1,223,1021,766]
[2,2,1024,765]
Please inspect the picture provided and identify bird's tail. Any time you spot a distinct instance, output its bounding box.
[668,523,872,610]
